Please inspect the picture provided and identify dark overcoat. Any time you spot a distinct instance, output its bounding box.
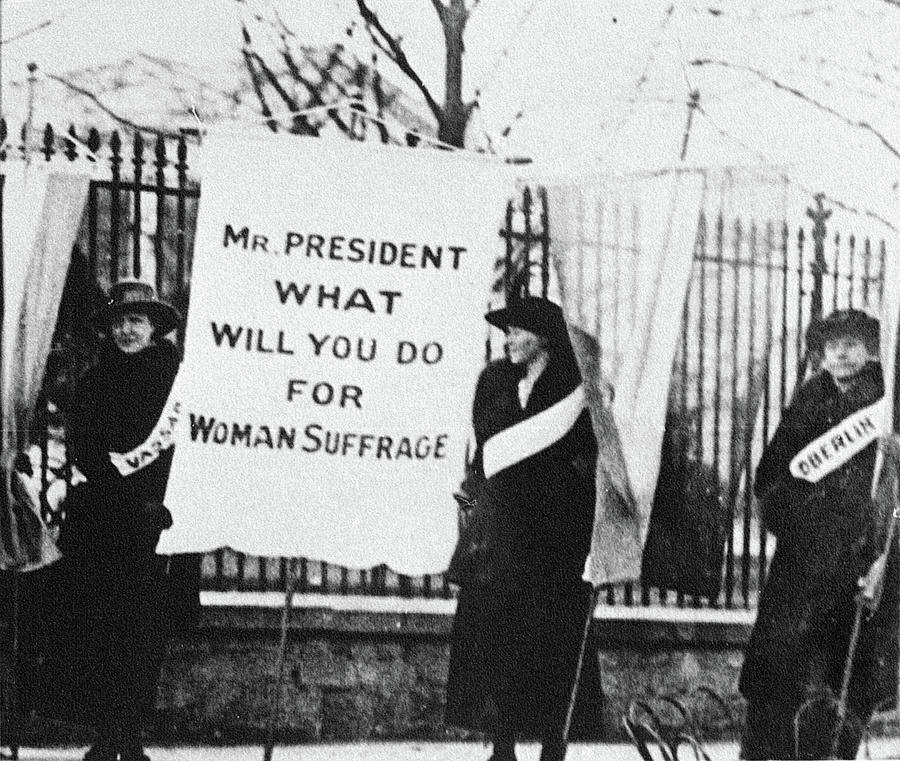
[739,362,900,715]
[28,339,183,726]
[444,356,603,739]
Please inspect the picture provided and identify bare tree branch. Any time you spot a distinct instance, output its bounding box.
[241,54,279,132]
[691,58,900,160]
[236,0,476,148]
[696,103,897,231]
[430,0,447,24]
[136,53,245,102]
[369,64,392,143]
[244,22,339,136]
[43,72,180,138]
[355,0,443,121]
[501,109,524,138]
[245,37,300,111]
[240,25,280,132]
[474,0,541,98]
[279,45,352,134]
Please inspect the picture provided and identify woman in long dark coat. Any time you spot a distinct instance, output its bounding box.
[57,280,183,761]
[739,309,900,759]
[445,295,603,761]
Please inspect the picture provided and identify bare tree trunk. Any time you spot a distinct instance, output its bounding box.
[436,0,473,148]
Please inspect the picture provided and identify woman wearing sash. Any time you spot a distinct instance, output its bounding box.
[739,308,900,759]
[59,280,183,761]
[444,295,602,761]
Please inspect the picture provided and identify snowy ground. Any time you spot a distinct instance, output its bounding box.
[11,739,900,761]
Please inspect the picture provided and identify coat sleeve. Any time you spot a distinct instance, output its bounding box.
[753,384,816,538]
[460,362,519,495]
[65,378,124,487]
[570,408,598,464]
[462,366,499,491]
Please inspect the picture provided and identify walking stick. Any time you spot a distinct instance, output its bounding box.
[560,584,602,747]
[262,558,299,761]
[0,161,18,761]
[828,442,900,759]
[0,573,21,761]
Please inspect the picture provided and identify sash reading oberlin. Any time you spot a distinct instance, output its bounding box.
[789,397,887,484]
[109,394,447,477]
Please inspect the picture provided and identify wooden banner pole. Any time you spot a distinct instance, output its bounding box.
[262,558,299,761]
[560,584,602,748]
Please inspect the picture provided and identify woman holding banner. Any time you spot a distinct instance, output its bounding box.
[52,280,186,761]
[739,309,900,759]
[444,294,602,761]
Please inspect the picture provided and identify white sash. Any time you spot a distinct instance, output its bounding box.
[482,385,586,480]
[109,381,182,477]
[789,397,887,483]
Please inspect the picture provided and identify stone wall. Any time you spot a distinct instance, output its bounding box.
[10,595,896,747]
[152,597,754,744]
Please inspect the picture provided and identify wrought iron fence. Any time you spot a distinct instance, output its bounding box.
[10,122,891,607]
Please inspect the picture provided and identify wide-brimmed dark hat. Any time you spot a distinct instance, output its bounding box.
[91,279,180,335]
[485,295,568,343]
[806,308,880,352]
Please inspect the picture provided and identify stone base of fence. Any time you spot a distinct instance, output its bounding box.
[4,595,900,745]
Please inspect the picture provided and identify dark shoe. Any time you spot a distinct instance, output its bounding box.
[119,741,149,761]
[539,740,567,761]
[119,751,149,761]
[83,742,117,761]
[489,732,517,761]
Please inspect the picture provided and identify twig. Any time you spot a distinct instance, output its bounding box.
[355,0,443,121]
[43,72,179,138]
[694,104,898,231]
[281,45,353,134]
[240,27,279,133]
[691,58,900,161]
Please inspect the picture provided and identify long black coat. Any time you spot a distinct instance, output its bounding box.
[444,356,603,739]
[739,363,900,715]
[29,339,182,727]
[68,339,178,517]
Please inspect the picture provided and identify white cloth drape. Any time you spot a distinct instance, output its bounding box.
[1,163,90,570]
[547,171,705,586]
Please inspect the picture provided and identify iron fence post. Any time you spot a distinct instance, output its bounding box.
[806,193,831,323]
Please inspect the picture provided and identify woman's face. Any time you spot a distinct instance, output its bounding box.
[505,324,548,365]
[822,334,870,386]
[111,310,154,354]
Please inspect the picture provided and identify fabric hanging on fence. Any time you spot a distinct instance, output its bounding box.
[160,131,513,574]
[878,235,900,434]
[1,162,91,570]
[546,170,705,586]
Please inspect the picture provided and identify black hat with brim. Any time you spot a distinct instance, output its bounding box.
[485,296,568,343]
[807,308,880,352]
[91,279,180,336]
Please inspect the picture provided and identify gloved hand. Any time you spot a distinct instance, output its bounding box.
[878,434,900,462]
[143,501,173,531]
[859,552,888,609]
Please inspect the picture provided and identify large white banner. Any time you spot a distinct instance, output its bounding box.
[160,133,511,574]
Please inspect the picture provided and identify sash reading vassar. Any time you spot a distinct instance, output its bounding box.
[789,397,887,483]
[482,385,586,480]
[108,378,182,477]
